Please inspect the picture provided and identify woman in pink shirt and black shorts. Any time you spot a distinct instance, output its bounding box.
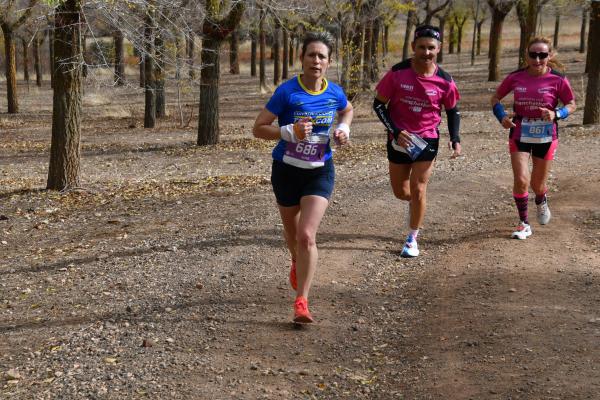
[373,25,461,258]
[491,36,576,240]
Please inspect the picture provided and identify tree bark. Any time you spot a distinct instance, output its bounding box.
[21,37,30,86]
[449,22,455,54]
[362,12,372,89]
[273,21,281,86]
[49,23,54,89]
[144,13,156,128]
[477,20,484,55]
[187,30,196,80]
[580,7,588,53]
[553,10,560,49]
[47,0,83,191]
[438,18,447,63]
[583,0,599,125]
[1,26,19,113]
[282,26,289,80]
[471,0,480,65]
[402,10,414,61]
[114,29,125,85]
[229,27,240,74]
[371,16,381,82]
[154,33,166,118]
[250,31,257,77]
[34,34,43,86]
[259,6,267,93]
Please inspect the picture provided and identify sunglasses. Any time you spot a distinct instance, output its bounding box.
[528,51,549,60]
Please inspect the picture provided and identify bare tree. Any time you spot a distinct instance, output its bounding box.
[0,0,39,113]
[487,0,517,81]
[229,26,240,74]
[197,0,245,145]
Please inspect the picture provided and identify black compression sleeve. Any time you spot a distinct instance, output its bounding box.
[373,98,400,140]
[446,107,461,144]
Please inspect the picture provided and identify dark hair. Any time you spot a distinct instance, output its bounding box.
[301,31,334,60]
[413,25,441,42]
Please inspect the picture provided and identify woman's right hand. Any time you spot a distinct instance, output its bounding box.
[501,115,516,129]
[293,117,313,141]
[396,130,413,148]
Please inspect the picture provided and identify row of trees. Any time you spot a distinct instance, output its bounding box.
[1,0,599,191]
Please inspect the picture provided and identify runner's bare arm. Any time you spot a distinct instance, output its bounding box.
[334,102,354,146]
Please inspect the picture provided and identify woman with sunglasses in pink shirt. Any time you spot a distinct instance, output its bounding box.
[491,36,576,240]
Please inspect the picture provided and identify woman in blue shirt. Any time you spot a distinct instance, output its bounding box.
[253,31,353,323]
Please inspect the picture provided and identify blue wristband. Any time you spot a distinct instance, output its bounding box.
[555,106,569,120]
[492,103,507,123]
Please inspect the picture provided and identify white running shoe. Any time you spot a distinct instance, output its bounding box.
[536,201,551,225]
[511,222,532,240]
[401,235,419,258]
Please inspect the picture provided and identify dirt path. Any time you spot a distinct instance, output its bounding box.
[2,49,600,399]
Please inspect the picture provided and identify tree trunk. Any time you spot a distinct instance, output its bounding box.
[114,29,125,85]
[21,38,30,86]
[402,10,414,60]
[489,8,508,81]
[259,7,267,93]
[449,23,455,54]
[250,32,257,77]
[580,7,587,53]
[383,23,389,58]
[187,30,196,80]
[273,22,281,86]
[586,9,592,73]
[134,47,145,88]
[229,28,240,74]
[457,21,465,53]
[583,0,599,125]
[49,23,55,89]
[282,27,289,80]
[477,20,484,55]
[154,33,166,118]
[553,11,560,49]
[144,15,156,128]
[289,35,294,67]
[47,0,83,191]
[362,15,372,89]
[471,0,480,65]
[438,18,446,63]
[197,37,221,145]
[347,22,364,100]
[34,35,43,86]
[371,16,381,82]
[1,26,19,113]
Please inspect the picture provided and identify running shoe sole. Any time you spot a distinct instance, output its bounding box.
[293,314,314,324]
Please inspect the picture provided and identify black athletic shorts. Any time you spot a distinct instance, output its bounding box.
[270,158,335,207]
[387,137,439,164]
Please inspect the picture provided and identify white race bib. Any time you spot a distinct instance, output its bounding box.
[520,118,554,143]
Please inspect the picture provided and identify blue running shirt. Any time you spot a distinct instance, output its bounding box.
[266,76,348,169]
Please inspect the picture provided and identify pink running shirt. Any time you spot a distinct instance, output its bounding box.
[375,59,460,139]
[496,68,574,141]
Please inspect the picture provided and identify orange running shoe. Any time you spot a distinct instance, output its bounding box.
[293,296,314,323]
[289,259,297,291]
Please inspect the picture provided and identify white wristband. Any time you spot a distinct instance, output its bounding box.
[336,123,350,138]
[280,124,298,143]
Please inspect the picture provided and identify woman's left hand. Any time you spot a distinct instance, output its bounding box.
[334,129,349,146]
[539,107,555,121]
